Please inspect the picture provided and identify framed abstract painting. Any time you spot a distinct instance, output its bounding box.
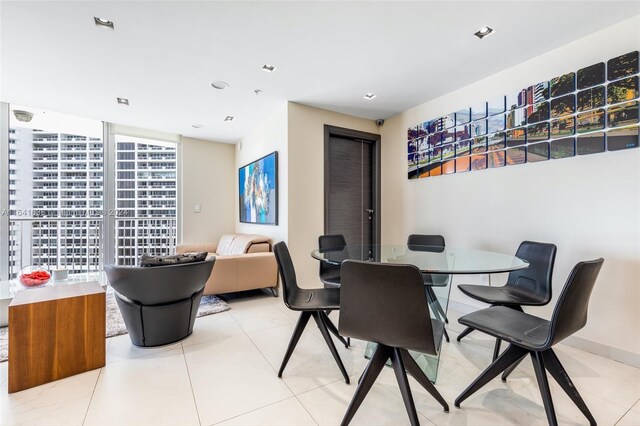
[239,151,278,225]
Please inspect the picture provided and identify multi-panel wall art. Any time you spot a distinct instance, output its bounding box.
[407,51,640,179]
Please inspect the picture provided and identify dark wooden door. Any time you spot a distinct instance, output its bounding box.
[326,135,375,260]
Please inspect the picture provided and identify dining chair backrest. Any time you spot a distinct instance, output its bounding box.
[318,234,347,252]
[407,234,445,252]
[273,242,300,309]
[339,260,438,355]
[505,241,557,305]
[318,234,347,282]
[547,258,604,347]
[407,234,448,286]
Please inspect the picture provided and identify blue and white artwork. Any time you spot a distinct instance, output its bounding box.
[239,152,278,224]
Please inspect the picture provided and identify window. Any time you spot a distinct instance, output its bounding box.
[7,105,103,277]
[1,104,180,279]
[113,135,177,266]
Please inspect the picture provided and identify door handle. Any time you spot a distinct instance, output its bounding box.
[365,209,374,213]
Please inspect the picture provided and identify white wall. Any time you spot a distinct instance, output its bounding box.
[380,16,640,362]
[288,103,380,287]
[232,102,380,288]
[236,105,289,244]
[181,137,236,244]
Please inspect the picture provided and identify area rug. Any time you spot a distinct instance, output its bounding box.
[0,287,230,362]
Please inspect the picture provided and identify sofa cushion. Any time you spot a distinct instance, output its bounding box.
[216,234,272,255]
[216,235,237,256]
[139,252,208,267]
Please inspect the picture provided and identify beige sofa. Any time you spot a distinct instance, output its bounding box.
[176,234,278,295]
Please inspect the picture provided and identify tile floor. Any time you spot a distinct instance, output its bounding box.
[1,292,639,426]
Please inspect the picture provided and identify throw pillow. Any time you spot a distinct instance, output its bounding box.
[139,251,208,267]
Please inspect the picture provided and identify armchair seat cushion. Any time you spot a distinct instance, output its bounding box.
[458,306,550,350]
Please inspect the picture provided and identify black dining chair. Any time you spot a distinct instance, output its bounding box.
[273,241,350,384]
[318,234,347,288]
[339,260,449,426]
[318,234,352,346]
[455,258,604,426]
[457,240,557,373]
[406,234,451,343]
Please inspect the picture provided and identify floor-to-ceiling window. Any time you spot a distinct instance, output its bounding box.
[7,105,104,278]
[1,104,179,279]
[113,134,177,266]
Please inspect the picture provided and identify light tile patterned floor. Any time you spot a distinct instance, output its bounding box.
[1,292,639,426]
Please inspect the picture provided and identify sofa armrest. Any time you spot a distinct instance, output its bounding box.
[246,242,272,253]
[177,242,218,254]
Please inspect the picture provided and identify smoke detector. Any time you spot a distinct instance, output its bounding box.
[13,110,34,122]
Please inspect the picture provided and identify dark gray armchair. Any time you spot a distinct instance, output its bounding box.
[105,258,215,347]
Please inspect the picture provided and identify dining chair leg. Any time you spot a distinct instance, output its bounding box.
[501,354,526,381]
[391,348,420,426]
[455,344,528,407]
[400,349,449,412]
[531,351,558,426]
[492,339,502,361]
[426,286,449,324]
[456,326,474,341]
[357,364,365,386]
[323,311,351,346]
[543,349,596,426]
[278,311,312,378]
[321,311,349,348]
[341,345,390,426]
[426,288,450,343]
[313,312,350,384]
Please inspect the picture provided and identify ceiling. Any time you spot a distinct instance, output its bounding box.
[1,1,638,143]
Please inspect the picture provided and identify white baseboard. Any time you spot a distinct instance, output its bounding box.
[447,299,640,369]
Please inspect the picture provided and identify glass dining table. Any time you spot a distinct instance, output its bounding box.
[311,244,529,382]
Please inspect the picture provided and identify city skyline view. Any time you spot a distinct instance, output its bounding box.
[7,105,177,277]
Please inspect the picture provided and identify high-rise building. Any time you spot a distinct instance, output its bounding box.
[7,119,177,277]
[114,137,177,266]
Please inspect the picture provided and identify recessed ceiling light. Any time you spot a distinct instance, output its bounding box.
[364,93,377,100]
[474,26,494,39]
[211,81,230,90]
[117,97,129,105]
[262,65,276,73]
[192,124,204,129]
[94,17,114,29]
[224,116,235,122]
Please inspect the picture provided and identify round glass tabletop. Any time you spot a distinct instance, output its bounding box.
[311,244,529,274]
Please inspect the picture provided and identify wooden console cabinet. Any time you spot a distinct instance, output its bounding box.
[8,281,106,393]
